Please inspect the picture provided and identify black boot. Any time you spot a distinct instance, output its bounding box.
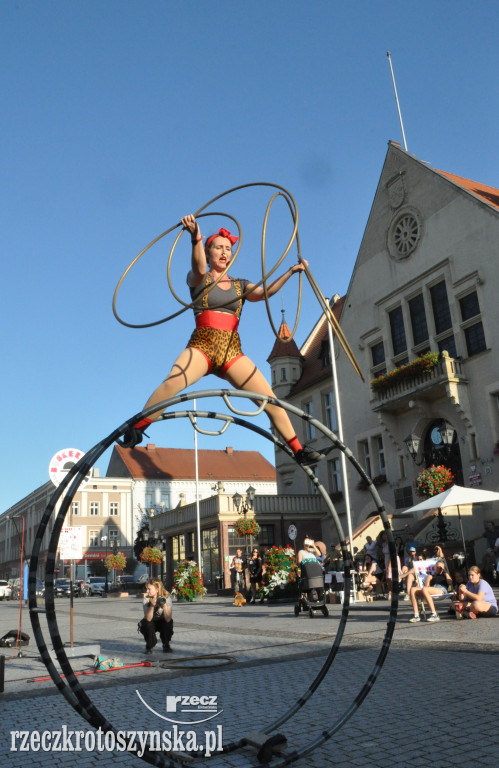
[119,426,144,449]
[295,445,325,466]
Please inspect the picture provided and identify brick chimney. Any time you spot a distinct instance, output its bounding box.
[225,446,233,455]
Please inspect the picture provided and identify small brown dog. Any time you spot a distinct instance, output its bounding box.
[233,592,246,607]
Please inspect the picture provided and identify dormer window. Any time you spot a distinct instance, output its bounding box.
[319,340,330,368]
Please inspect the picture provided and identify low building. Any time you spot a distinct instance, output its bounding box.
[0,469,133,581]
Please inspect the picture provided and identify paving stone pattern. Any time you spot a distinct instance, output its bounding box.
[0,592,497,767]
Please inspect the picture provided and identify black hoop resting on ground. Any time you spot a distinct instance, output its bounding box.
[29,390,398,768]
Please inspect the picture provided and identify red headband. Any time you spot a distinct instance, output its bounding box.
[205,228,238,248]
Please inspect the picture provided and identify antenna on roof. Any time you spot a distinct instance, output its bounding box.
[387,51,408,151]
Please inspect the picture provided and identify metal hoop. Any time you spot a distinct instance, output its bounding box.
[29,390,398,767]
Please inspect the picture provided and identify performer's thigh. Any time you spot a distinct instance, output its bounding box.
[163,347,209,391]
[224,356,275,396]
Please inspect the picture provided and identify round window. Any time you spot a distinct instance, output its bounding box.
[387,207,422,260]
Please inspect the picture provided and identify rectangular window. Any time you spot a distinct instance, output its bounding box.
[89,530,99,547]
[109,502,119,516]
[201,527,219,586]
[371,341,385,367]
[459,291,480,321]
[89,502,100,516]
[71,501,79,516]
[438,335,457,358]
[430,281,452,334]
[409,294,429,346]
[303,401,315,440]
[394,486,413,509]
[389,307,407,356]
[323,391,337,432]
[360,440,371,477]
[464,322,486,356]
[376,436,386,476]
[171,534,186,570]
[280,367,287,382]
[328,458,342,494]
[109,529,120,545]
[257,525,274,547]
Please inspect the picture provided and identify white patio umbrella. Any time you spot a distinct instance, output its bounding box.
[403,484,499,570]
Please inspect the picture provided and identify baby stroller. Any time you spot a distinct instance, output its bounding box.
[294,560,329,618]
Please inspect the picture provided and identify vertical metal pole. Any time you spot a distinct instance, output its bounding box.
[387,52,408,151]
[193,399,202,574]
[327,298,357,601]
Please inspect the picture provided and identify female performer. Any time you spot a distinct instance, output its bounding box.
[121,214,323,466]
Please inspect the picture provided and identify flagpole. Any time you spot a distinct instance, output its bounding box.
[327,296,357,602]
[193,399,202,574]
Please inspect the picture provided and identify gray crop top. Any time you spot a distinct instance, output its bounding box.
[189,273,250,316]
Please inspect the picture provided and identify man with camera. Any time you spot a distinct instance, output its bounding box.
[138,578,174,654]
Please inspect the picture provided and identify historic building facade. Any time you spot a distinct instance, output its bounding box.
[269,141,499,561]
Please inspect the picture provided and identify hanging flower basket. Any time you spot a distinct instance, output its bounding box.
[259,546,299,599]
[104,552,127,571]
[371,352,440,393]
[139,546,163,565]
[415,465,454,499]
[234,518,261,537]
[171,560,207,602]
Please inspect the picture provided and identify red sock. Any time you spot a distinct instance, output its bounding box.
[133,417,153,432]
[286,435,302,454]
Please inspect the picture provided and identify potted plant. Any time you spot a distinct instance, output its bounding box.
[234,518,261,537]
[415,465,454,499]
[139,546,163,565]
[104,552,127,572]
[259,546,300,601]
[171,560,207,602]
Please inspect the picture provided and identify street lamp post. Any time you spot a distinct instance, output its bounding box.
[101,534,109,593]
[232,485,256,559]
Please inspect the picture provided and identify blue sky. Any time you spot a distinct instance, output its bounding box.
[2,1,499,511]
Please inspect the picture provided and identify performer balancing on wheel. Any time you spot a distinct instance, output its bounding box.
[121,214,323,466]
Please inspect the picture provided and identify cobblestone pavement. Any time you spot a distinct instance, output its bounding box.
[1,592,497,767]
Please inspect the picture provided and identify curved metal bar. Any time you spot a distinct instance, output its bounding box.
[187,411,232,436]
[29,389,397,768]
[221,391,268,417]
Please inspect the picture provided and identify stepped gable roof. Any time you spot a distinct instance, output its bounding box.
[108,444,276,482]
[435,169,499,211]
[267,312,302,362]
[290,296,345,396]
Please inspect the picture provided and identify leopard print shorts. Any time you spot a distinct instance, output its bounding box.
[187,327,244,375]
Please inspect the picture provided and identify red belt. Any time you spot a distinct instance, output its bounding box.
[195,311,239,332]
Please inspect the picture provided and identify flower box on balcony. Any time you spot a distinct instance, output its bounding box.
[370,352,440,394]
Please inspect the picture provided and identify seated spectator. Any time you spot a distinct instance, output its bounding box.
[408,560,453,623]
[483,521,498,550]
[454,565,498,619]
[395,536,405,562]
[480,549,497,584]
[359,554,383,597]
[364,535,379,561]
[432,545,446,564]
[378,531,403,599]
[399,546,419,600]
